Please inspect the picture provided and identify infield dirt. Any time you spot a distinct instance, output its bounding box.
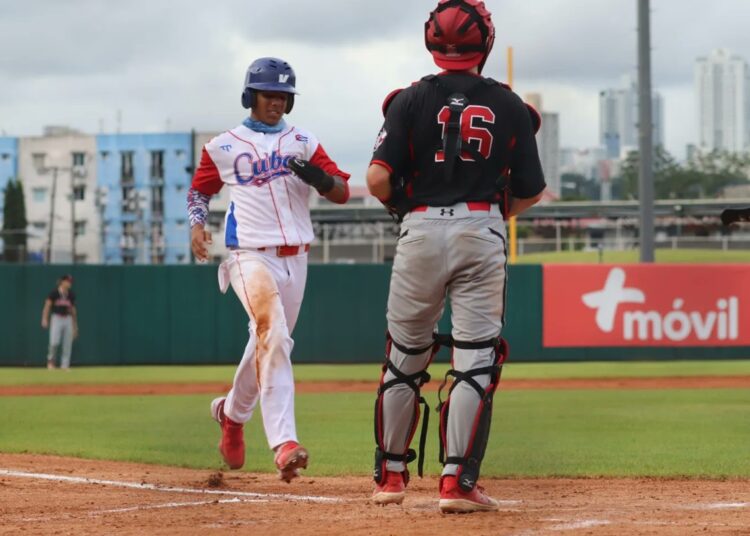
[1,454,749,535]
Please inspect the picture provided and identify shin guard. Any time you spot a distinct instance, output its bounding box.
[373,333,437,484]
[437,336,509,492]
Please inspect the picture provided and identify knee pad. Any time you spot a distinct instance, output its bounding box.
[436,336,509,492]
[373,332,439,484]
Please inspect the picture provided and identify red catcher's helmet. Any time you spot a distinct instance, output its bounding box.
[425,0,495,73]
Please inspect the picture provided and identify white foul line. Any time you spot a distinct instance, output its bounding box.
[95,497,269,514]
[0,468,343,503]
[20,497,271,522]
[549,519,611,531]
[704,502,750,510]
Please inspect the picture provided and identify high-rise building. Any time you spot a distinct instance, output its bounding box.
[599,74,664,159]
[695,48,750,152]
[524,93,560,197]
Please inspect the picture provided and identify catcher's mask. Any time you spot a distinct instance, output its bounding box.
[424,0,495,74]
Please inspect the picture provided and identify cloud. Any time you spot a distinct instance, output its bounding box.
[2,0,750,165]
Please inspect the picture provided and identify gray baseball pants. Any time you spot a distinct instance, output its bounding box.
[48,314,74,368]
[380,204,507,477]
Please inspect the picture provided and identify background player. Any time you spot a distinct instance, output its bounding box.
[367,0,545,513]
[188,57,350,482]
[41,274,78,370]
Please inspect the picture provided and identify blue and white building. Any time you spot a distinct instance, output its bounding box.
[96,133,194,264]
[0,137,19,216]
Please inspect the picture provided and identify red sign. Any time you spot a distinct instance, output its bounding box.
[543,264,750,347]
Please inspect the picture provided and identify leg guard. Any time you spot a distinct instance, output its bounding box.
[373,332,438,485]
[436,336,509,492]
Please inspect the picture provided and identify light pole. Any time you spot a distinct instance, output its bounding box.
[38,160,84,264]
[70,178,76,263]
[45,167,59,263]
[638,0,655,262]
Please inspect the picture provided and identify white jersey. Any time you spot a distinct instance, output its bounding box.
[192,122,350,249]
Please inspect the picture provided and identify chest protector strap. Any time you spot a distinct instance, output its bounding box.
[422,75,501,184]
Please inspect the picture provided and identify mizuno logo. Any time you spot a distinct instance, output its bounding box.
[279,74,290,83]
[450,97,466,106]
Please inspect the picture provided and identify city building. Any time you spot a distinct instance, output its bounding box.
[18,127,99,263]
[599,74,664,159]
[524,93,561,198]
[0,136,19,217]
[96,133,194,264]
[695,48,750,153]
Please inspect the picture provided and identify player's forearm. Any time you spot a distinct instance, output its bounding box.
[187,188,211,227]
[41,303,50,323]
[507,192,544,218]
[366,164,392,202]
[323,176,349,204]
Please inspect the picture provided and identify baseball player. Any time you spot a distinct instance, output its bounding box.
[41,274,78,369]
[367,0,545,513]
[188,57,350,481]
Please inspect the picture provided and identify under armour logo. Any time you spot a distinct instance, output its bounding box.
[440,208,455,216]
[220,145,232,152]
[279,74,290,83]
[582,267,646,332]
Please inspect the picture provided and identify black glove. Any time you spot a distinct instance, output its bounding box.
[382,178,410,223]
[288,157,335,194]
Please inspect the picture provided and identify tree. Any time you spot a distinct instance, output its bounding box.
[612,148,750,200]
[559,173,603,201]
[2,179,28,262]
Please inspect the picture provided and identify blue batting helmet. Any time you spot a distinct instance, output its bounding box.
[241,57,298,113]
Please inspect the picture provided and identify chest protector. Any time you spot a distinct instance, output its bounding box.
[421,74,505,185]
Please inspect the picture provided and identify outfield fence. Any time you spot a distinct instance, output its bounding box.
[0,264,748,366]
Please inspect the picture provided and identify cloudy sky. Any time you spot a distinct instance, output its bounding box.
[2,0,749,183]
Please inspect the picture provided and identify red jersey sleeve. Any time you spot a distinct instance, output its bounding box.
[309,144,351,181]
[191,147,223,195]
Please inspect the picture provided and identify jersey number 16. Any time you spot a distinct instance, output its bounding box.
[435,105,495,162]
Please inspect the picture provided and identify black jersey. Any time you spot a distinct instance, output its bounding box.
[372,72,545,209]
[48,289,75,316]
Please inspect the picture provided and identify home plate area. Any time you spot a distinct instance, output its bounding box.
[1,454,748,535]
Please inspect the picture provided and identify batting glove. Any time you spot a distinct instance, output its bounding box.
[288,157,335,194]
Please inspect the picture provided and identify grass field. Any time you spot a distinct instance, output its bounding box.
[2,359,750,385]
[1,361,749,479]
[516,248,750,264]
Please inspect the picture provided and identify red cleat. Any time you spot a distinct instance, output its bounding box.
[439,475,499,513]
[274,441,309,483]
[210,397,245,470]
[372,471,406,505]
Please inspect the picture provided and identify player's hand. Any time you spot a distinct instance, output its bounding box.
[288,157,334,194]
[41,318,48,329]
[73,326,79,339]
[191,224,213,263]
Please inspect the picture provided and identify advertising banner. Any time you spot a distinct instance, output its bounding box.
[543,265,750,347]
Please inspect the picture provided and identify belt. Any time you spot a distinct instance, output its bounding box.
[411,201,492,213]
[255,244,310,257]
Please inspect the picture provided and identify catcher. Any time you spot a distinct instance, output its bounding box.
[366,0,545,513]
